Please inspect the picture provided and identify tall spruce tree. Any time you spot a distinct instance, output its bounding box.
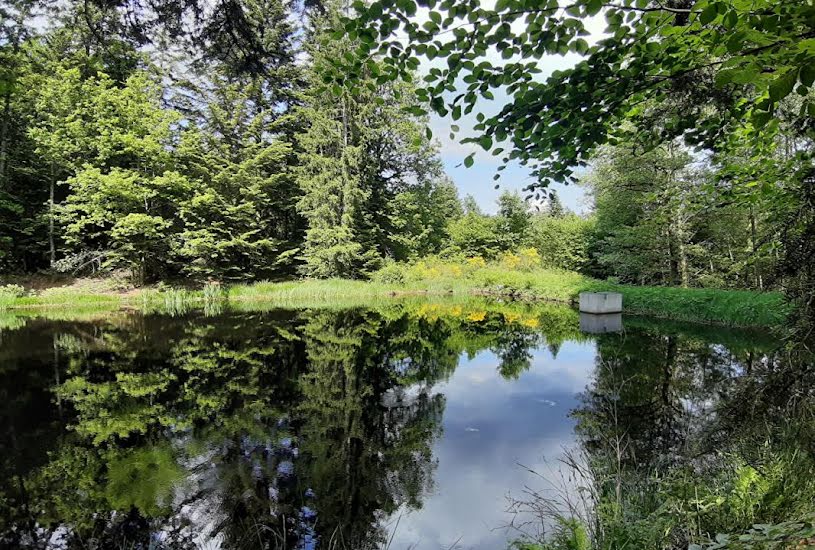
[172,0,305,280]
[296,0,446,278]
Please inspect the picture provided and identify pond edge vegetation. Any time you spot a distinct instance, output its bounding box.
[0,258,789,329]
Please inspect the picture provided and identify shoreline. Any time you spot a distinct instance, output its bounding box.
[0,273,790,329]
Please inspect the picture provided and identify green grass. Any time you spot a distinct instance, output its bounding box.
[590,282,788,328]
[0,261,791,328]
[368,260,790,328]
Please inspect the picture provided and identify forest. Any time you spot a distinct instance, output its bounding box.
[1,1,814,549]
[0,0,811,328]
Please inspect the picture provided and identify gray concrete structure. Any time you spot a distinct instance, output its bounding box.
[579,292,623,314]
[579,312,623,334]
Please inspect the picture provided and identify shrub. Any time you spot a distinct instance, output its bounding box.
[466,256,486,269]
[371,262,407,284]
[500,247,542,271]
[0,284,25,298]
[0,284,26,309]
[530,214,594,272]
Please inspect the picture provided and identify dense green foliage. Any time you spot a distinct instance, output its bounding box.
[338,0,813,187]
[0,0,809,326]
[296,3,456,277]
[0,0,456,281]
[583,141,786,289]
[336,0,814,321]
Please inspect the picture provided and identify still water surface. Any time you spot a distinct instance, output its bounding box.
[0,300,777,549]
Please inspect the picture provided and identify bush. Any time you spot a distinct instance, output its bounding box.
[0,284,26,309]
[0,284,25,298]
[530,214,594,272]
[500,247,542,271]
[465,256,486,269]
[371,261,407,284]
[697,273,727,289]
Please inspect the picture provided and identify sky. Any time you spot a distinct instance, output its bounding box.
[388,342,596,549]
[418,12,608,215]
[432,110,591,215]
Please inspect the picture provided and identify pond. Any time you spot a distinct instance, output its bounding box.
[0,299,800,549]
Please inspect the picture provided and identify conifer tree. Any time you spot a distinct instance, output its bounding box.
[546,192,566,218]
[173,0,305,280]
[296,0,448,278]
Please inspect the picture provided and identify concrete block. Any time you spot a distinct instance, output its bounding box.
[579,312,623,334]
[579,292,622,314]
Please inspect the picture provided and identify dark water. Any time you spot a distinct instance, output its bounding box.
[0,301,784,549]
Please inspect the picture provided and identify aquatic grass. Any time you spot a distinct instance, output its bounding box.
[202,280,225,302]
[6,290,122,309]
[139,287,200,316]
[0,284,26,310]
[202,281,226,316]
[582,281,790,328]
[161,288,192,316]
[227,279,407,309]
[0,261,791,328]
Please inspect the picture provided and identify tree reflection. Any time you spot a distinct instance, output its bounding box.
[0,306,497,548]
[3,303,791,549]
[570,324,815,548]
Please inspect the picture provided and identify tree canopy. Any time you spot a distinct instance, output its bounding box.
[333,0,814,192]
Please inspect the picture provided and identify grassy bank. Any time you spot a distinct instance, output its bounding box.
[0,259,790,328]
[368,258,789,328]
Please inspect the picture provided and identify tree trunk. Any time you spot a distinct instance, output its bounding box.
[678,238,689,288]
[49,164,56,267]
[0,8,27,189]
[0,91,10,187]
[667,228,680,286]
[750,207,762,290]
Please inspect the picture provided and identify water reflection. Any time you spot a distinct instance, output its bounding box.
[568,322,814,549]
[578,313,622,334]
[0,302,785,549]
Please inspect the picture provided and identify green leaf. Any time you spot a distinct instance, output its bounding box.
[768,69,797,102]
[723,9,738,29]
[699,4,718,25]
[714,69,735,88]
[586,0,603,16]
[800,63,815,87]
[464,154,474,168]
[571,38,589,55]
[751,110,773,128]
